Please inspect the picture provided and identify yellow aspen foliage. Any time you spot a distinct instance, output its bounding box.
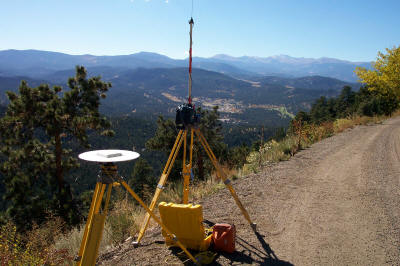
[355,45,400,98]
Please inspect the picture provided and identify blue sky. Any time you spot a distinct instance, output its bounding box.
[0,0,399,61]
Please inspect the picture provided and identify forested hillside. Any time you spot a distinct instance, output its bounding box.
[256,75,359,91]
[0,66,350,125]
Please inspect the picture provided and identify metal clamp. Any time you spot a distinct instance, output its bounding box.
[157,183,165,190]
[98,163,119,184]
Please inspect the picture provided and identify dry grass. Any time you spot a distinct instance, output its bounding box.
[159,182,184,204]
[242,114,391,175]
[190,175,226,201]
[51,199,146,264]
[52,221,115,265]
[52,226,84,264]
[157,166,236,204]
[105,199,145,245]
[334,118,355,133]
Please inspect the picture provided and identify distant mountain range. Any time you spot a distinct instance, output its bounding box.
[0,49,363,125]
[0,49,370,82]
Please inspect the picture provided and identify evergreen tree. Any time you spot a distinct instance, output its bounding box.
[335,86,356,117]
[309,96,330,123]
[356,86,398,116]
[294,111,311,124]
[128,158,155,200]
[146,116,178,155]
[0,66,113,230]
[294,83,399,128]
[195,106,228,180]
[145,116,182,181]
[270,127,286,142]
[227,144,250,169]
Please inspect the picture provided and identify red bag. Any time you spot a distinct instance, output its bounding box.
[212,223,236,253]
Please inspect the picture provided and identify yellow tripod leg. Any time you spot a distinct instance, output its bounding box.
[184,128,195,203]
[135,130,185,244]
[80,184,112,266]
[121,181,198,265]
[182,130,190,204]
[189,128,194,169]
[195,129,257,232]
[182,128,195,204]
[76,183,110,266]
[182,164,190,204]
[76,182,102,265]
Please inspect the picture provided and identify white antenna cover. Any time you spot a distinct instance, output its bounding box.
[79,149,140,163]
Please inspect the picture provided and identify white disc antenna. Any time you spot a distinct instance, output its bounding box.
[78,149,140,163]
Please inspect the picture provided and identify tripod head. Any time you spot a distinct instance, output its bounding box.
[175,103,200,130]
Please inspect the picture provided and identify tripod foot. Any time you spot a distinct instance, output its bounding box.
[132,241,140,248]
[251,223,257,232]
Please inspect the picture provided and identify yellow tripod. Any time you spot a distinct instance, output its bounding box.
[75,163,198,265]
[134,16,255,246]
[134,126,257,245]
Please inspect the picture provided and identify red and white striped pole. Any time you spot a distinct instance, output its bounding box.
[188,17,194,105]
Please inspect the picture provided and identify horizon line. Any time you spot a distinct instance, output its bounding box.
[0,48,373,63]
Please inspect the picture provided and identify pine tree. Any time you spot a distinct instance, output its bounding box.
[195,106,227,180]
[335,86,356,117]
[0,66,113,230]
[128,158,155,200]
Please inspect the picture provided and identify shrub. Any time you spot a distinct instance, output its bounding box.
[106,200,143,245]
[0,220,71,265]
[334,118,354,133]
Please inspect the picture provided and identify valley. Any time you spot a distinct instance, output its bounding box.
[0,50,361,126]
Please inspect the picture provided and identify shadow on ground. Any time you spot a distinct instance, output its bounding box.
[211,231,293,265]
[169,230,293,265]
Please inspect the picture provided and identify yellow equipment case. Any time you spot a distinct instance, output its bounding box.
[158,202,212,251]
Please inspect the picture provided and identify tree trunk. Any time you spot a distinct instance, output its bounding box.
[55,133,64,192]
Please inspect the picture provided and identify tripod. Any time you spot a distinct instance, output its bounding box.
[134,16,256,246]
[134,125,257,244]
[75,158,198,265]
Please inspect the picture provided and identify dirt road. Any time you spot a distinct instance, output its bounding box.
[100,117,400,265]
